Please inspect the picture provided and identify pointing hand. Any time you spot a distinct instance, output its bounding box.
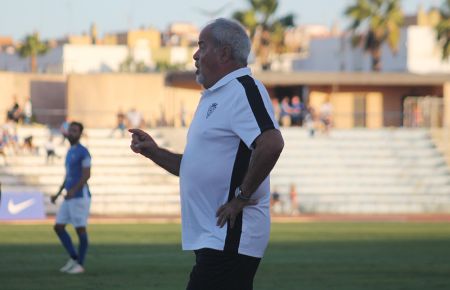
[129,129,158,155]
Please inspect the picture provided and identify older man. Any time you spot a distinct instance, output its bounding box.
[129,18,284,290]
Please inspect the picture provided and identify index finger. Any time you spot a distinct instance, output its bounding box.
[216,204,227,217]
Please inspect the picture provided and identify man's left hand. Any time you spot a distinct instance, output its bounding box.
[216,198,257,228]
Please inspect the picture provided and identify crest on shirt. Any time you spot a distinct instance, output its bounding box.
[206,103,218,119]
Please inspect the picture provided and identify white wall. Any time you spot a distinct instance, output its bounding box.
[133,39,153,69]
[63,45,129,73]
[0,44,153,74]
[292,26,450,73]
[170,46,189,65]
[407,26,450,73]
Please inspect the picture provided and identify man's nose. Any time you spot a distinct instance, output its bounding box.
[193,49,199,60]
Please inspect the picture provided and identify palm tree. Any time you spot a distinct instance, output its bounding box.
[18,32,50,73]
[436,0,450,60]
[345,0,404,71]
[232,0,295,70]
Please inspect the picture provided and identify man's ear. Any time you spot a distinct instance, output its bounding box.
[220,45,232,63]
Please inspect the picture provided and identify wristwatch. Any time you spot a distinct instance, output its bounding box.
[235,186,251,201]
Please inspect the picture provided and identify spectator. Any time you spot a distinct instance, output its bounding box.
[109,108,126,138]
[271,98,281,126]
[0,135,7,165]
[289,183,299,215]
[60,118,70,145]
[2,120,19,154]
[127,108,144,129]
[304,105,316,137]
[270,187,281,213]
[45,135,60,164]
[23,97,33,125]
[320,99,333,135]
[1,124,10,153]
[290,96,303,126]
[180,102,187,127]
[22,135,39,155]
[280,97,292,127]
[7,96,21,123]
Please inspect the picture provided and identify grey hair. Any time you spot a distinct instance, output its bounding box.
[206,18,251,66]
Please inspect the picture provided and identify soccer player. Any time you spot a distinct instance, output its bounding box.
[51,121,91,274]
[129,18,284,289]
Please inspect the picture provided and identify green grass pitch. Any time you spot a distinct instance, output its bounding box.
[1,222,449,290]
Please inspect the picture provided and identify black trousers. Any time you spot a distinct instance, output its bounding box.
[186,248,261,290]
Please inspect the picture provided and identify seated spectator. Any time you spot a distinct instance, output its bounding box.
[127,108,145,129]
[0,137,7,165]
[304,105,316,137]
[2,120,19,154]
[59,118,70,144]
[320,100,333,135]
[280,97,292,127]
[270,187,282,214]
[23,97,33,125]
[45,135,60,164]
[271,98,281,126]
[289,183,299,215]
[7,98,21,124]
[22,135,39,155]
[271,187,280,207]
[180,102,187,127]
[109,108,127,138]
[290,96,303,126]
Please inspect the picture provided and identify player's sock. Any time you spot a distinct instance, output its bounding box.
[56,229,78,260]
[77,232,88,266]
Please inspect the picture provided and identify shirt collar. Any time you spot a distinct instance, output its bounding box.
[205,67,252,93]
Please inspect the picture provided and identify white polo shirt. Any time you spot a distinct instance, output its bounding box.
[179,67,279,258]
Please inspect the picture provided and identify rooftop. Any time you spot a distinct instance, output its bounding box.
[165,71,450,89]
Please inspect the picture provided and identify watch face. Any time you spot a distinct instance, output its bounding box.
[234,187,241,197]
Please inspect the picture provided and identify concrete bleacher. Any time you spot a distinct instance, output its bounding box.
[150,127,450,214]
[1,126,180,216]
[1,126,450,215]
[273,128,450,214]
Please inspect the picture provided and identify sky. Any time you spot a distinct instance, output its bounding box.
[0,0,442,41]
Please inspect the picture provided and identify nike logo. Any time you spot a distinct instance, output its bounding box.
[8,199,35,215]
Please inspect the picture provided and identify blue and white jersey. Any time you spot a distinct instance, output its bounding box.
[65,143,91,198]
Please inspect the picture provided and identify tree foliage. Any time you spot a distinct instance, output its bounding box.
[18,32,50,73]
[345,0,404,71]
[436,0,450,60]
[232,0,295,70]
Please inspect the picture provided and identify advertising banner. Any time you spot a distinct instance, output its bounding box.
[0,192,46,220]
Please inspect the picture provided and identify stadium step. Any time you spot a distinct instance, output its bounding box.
[2,126,450,215]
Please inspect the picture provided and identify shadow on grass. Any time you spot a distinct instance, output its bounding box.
[1,223,450,290]
[1,240,449,290]
[0,243,192,290]
[258,240,450,290]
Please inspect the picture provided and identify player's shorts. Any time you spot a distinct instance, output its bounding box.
[186,248,261,290]
[55,195,91,228]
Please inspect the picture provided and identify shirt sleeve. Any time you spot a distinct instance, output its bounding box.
[231,77,278,149]
[81,148,91,168]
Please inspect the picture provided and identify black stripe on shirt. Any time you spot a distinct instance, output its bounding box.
[237,75,275,133]
[224,140,252,254]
